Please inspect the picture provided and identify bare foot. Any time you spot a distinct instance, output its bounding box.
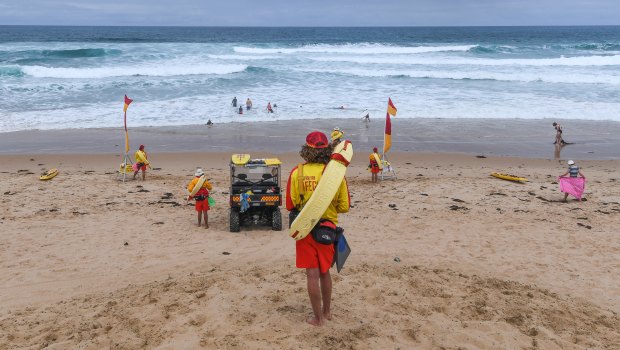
[204,224,209,229]
[306,316,324,326]
[323,312,332,321]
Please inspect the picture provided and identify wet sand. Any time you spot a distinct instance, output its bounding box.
[1,118,619,159]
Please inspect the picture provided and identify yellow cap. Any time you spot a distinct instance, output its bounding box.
[331,130,344,141]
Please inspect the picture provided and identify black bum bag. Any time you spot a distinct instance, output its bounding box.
[311,220,343,245]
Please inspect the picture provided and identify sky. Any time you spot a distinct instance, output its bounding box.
[1,0,619,26]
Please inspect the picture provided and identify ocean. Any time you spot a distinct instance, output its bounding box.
[1,26,620,133]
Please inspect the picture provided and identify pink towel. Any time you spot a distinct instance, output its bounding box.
[559,176,586,200]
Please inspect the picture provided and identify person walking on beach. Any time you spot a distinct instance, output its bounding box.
[187,168,213,228]
[559,160,586,203]
[331,127,344,147]
[246,98,252,111]
[553,122,565,145]
[133,144,151,181]
[266,102,274,113]
[286,131,350,326]
[369,147,381,183]
[361,110,370,123]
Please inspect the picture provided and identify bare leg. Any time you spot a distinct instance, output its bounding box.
[141,169,146,181]
[197,210,202,226]
[133,171,138,180]
[305,268,324,326]
[203,211,209,228]
[563,193,568,203]
[320,270,332,320]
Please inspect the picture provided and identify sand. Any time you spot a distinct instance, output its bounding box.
[1,149,619,349]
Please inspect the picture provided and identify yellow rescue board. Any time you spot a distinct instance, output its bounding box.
[232,154,251,165]
[491,172,528,183]
[119,163,133,173]
[189,175,207,197]
[40,168,59,181]
[265,158,281,166]
[290,140,353,241]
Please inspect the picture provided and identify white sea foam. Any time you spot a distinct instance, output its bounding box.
[309,54,620,66]
[298,68,620,85]
[20,63,247,78]
[208,54,279,60]
[233,44,475,55]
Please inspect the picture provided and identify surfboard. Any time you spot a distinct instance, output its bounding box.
[290,140,353,241]
[491,172,528,183]
[372,153,383,170]
[231,154,250,165]
[188,175,207,197]
[40,168,58,181]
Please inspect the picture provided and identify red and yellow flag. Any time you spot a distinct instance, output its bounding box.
[123,95,133,153]
[387,97,397,116]
[383,112,392,154]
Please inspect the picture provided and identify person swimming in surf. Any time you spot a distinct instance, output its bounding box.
[238,106,243,115]
[266,102,274,113]
[285,131,350,327]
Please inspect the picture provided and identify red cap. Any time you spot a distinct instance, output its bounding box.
[139,144,145,150]
[373,147,378,152]
[306,131,329,149]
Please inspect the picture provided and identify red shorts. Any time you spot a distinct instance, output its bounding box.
[296,234,334,274]
[370,163,380,174]
[195,200,210,212]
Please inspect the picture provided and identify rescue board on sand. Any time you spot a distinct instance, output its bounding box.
[491,172,528,183]
[40,168,59,181]
[290,140,353,241]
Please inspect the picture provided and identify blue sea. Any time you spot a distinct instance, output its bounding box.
[1,26,619,133]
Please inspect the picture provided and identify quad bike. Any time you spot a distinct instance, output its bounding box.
[229,154,282,232]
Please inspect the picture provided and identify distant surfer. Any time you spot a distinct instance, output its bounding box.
[273,103,277,108]
[206,119,213,127]
[369,147,381,183]
[266,102,274,113]
[133,144,151,181]
[187,168,213,228]
[558,160,586,203]
[238,106,243,115]
[231,96,237,107]
[553,122,566,145]
[331,127,344,147]
[285,131,350,326]
[246,98,252,111]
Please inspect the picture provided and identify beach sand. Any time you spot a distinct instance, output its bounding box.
[1,148,619,349]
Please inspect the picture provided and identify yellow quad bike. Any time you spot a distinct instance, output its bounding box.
[229,154,282,232]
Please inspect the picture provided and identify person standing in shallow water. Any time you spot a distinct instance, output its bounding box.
[246,98,252,111]
[553,122,565,145]
[286,131,350,326]
[232,96,237,107]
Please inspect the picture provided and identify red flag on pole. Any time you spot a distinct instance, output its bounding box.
[383,112,392,154]
[123,95,133,153]
[387,98,397,116]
